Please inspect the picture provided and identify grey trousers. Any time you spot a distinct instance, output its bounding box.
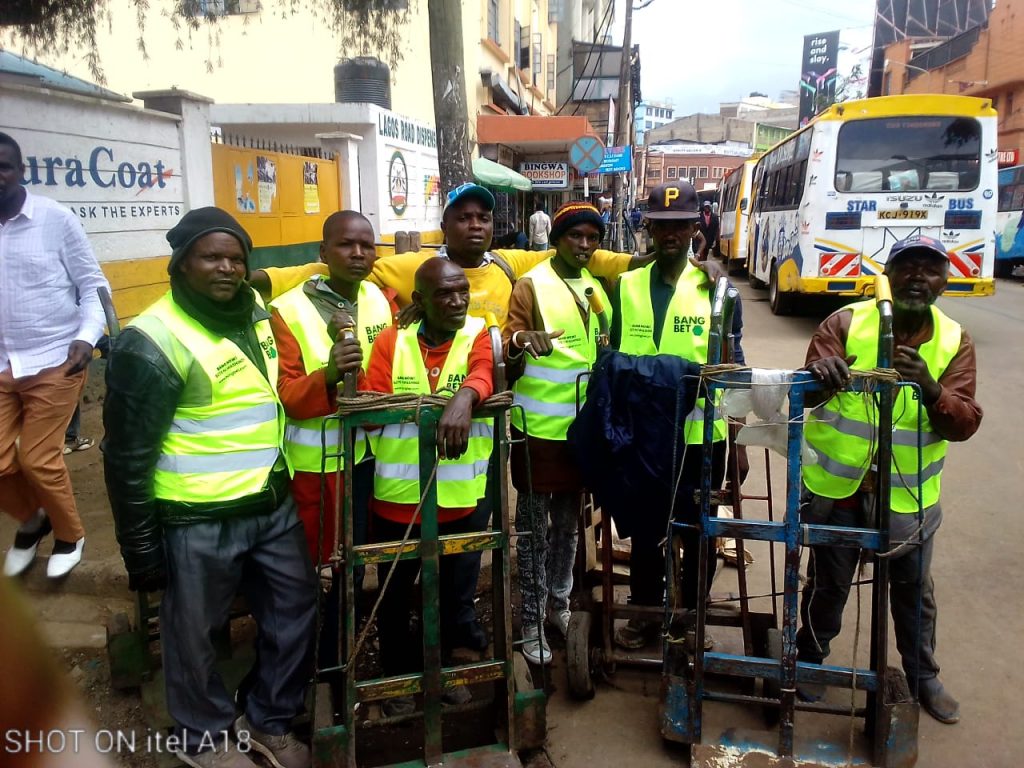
[516,491,580,627]
[796,490,941,684]
[161,495,317,752]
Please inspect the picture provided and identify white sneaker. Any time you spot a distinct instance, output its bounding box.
[520,624,551,665]
[4,509,51,577]
[548,608,571,639]
[47,538,84,579]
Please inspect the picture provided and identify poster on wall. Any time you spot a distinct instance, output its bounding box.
[257,155,277,213]
[234,162,257,213]
[303,161,320,214]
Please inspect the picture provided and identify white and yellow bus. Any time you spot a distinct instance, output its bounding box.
[717,159,757,273]
[745,95,997,314]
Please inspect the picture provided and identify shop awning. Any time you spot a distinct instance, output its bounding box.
[472,156,533,192]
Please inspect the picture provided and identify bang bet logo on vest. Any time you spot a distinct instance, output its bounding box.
[673,315,706,335]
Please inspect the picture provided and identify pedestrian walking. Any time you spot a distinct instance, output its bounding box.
[797,234,982,725]
[0,132,109,579]
[103,207,316,768]
[528,202,551,251]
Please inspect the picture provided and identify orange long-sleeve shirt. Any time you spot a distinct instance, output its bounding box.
[366,324,495,523]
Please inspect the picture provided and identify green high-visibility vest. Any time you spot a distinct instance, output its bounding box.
[373,317,493,508]
[617,262,727,444]
[129,289,286,503]
[803,300,962,513]
[271,279,393,473]
[511,259,611,441]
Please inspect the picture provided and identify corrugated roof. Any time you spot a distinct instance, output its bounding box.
[0,49,129,102]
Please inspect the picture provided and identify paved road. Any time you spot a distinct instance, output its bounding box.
[544,278,1024,767]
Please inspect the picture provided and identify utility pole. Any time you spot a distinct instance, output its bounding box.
[612,0,634,251]
[428,0,473,191]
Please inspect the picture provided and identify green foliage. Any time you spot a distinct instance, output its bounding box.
[2,0,411,84]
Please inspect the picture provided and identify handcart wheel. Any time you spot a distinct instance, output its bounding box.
[566,611,595,700]
[762,627,783,727]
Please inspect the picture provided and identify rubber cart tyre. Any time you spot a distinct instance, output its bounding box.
[762,627,783,727]
[566,611,595,700]
[768,262,794,315]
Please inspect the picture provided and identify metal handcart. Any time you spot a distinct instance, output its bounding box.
[310,315,546,768]
[565,282,775,700]
[659,276,920,766]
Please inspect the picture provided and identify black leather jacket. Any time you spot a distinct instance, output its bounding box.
[102,307,288,582]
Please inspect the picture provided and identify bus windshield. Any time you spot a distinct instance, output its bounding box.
[834,116,982,193]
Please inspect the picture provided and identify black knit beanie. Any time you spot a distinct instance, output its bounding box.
[166,207,254,276]
[549,201,606,245]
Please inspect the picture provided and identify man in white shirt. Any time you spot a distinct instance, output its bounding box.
[528,202,551,251]
[0,132,110,579]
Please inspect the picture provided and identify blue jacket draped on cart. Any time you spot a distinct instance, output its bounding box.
[568,351,702,540]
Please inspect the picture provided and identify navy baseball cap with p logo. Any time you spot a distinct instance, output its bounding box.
[645,182,700,220]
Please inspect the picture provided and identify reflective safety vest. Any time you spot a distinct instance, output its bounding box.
[617,263,727,444]
[803,300,961,513]
[374,317,493,508]
[511,259,611,441]
[271,280,393,473]
[129,290,285,503]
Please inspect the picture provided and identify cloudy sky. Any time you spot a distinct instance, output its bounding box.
[621,0,877,114]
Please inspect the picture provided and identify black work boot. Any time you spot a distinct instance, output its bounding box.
[918,677,960,724]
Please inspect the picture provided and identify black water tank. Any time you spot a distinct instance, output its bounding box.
[334,57,391,109]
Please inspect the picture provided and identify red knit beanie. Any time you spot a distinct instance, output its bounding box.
[549,201,605,244]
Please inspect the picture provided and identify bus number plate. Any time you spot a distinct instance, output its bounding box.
[878,209,927,220]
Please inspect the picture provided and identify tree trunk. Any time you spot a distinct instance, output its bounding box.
[428,0,473,191]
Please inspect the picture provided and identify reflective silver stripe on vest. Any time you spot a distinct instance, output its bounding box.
[892,458,945,489]
[285,424,332,449]
[522,363,590,386]
[170,403,279,435]
[380,422,494,441]
[157,447,280,474]
[892,428,943,447]
[814,412,942,447]
[513,391,579,419]
[284,423,368,449]
[686,404,708,423]
[814,452,871,481]
[375,459,491,482]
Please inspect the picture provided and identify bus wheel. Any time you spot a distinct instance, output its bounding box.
[769,262,794,315]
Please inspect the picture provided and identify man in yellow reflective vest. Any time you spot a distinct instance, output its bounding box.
[364,257,495,716]
[269,211,396,566]
[103,208,315,768]
[610,181,746,651]
[798,235,982,724]
[504,201,610,665]
[269,210,397,689]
